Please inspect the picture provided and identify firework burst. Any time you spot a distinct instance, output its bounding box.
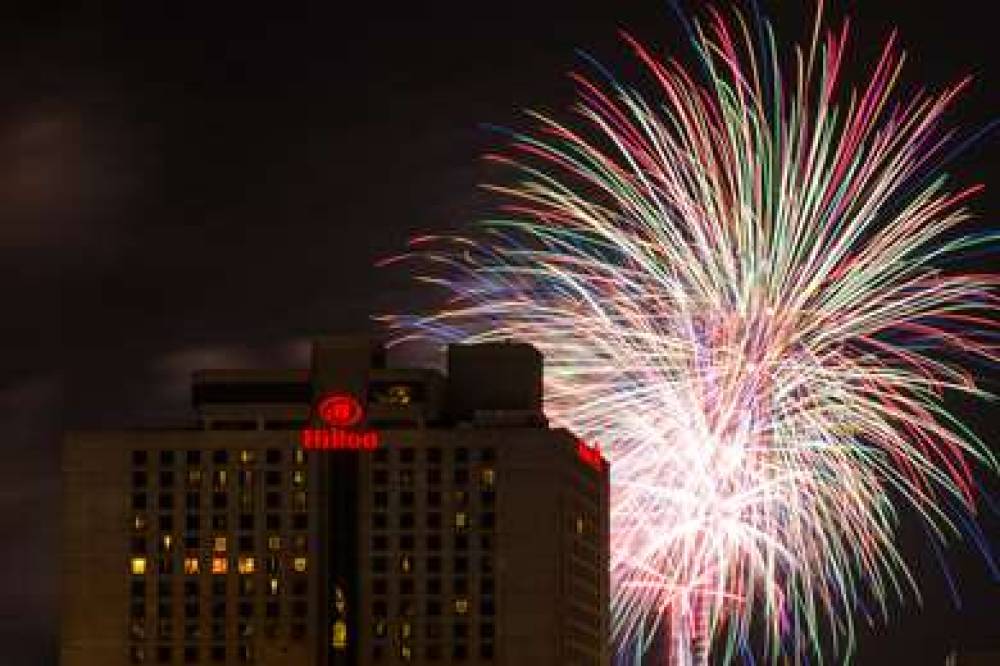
[379,1,999,662]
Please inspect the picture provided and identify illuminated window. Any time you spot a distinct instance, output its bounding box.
[480,468,495,488]
[293,557,308,573]
[332,619,348,650]
[211,557,228,575]
[454,598,469,615]
[454,512,468,532]
[213,469,228,491]
[214,536,227,552]
[293,534,307,551]
[131,557,147,575]
[238,556,256,574]
[293,448,305,465]
[161,534,173,551]
[238,470,253,487]
[269,578,280,596]
[399,554,413,574]
[267,535,282,551]
[186,469,202,488]
[239,450,256,464]
[400,644,412,661]
[374,616,387,637]
[133,514,147,531]
[184,557,200,575]
[292,491,307,512]
[292,470,306,488]
[576,516,584,535]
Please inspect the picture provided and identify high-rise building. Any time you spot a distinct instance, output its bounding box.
[61,337,610,665]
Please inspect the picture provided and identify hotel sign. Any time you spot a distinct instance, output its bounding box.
[300,393,380,451]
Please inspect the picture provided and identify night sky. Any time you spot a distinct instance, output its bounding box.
[1,1,997,664]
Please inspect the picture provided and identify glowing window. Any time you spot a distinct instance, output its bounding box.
[161,534,173,551]
[213,470,227,491]
[293,491,307,512]
[131,557,147,575]
[454,512,468,532]
[399,554,413,574]
[186,469,202,487]
[400,644,412,661]
[239,450,256,464]
[454,597,469,615]
[238,556,256,575]
[184,557,200,575]
[294,448,306,465]
[332,619,348,650]
[293,557,308,573]
[292,470,306,488]
[269,578,280,596]
[214,536,227,552]
[133,514,147,532]
[480,468,495,488]
[576,516,584,535]
[374,617,387,637]
[401,620,412,638]
[211,557,228,575]
[267,535,282,551]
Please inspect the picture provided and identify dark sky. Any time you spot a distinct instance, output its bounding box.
[0,1,996,664]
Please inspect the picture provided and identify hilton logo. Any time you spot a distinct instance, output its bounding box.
[300,393,381,451]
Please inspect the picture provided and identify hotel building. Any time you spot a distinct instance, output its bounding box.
[61,337,610,665]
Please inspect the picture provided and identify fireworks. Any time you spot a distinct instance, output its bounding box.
[380,1,998,662]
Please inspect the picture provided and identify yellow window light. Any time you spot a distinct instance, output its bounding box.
[130,557,147,576]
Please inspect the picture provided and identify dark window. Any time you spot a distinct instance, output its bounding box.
[481,490,495,505]
[158,493,174,510]
[372,469,388,485]
[480,643,495,659]
[372,536,388,551]
[211,645,225,662]
[212,450,228,465]
[480,599,495,615]
[265,471,282,486]
[159,450,175,466]
[454,534,468,550]
[373,600,388,615]
[427,448,442,464]
[453,623,468,639]
[212,493,227,510]
[184,535,198,549]
[373,579,387,595]
[455,447,468,463]
[184,622,200,639]
[211,623,225,641]
[426,578,442,595]
[239,601,253,618]
[291,578,308,596]
[400,513,414,529]
[133,471,148,488]
[157,580,172,597]
[400,491,415,507]
[239,515,254,531]
[453,578,468,594]
[186,493,200,510]
[292,600,307,617]
[212,601,226,618]
[212,580,226,596]
[400,534,415,550]
[211,514,227,530]
[131,536,147,554]
[292,514,308,530]
[427,469,442,485]
[454,557,468,573]
[427,491,441,507]
[453,469,469,485]
[266,514,281,530]
[453,644,468,661]
[238,535,254,551]
[186,451,201,466]
[481,512,495,529]
[427,557,441,573]
[266,601,280,618]
[373,491,388,508]
[132,450,148,466]
[481,535,493,551]
[291,623,306,640]
[184,581,198,597]
[131,580,145,596]
[132,494,148,511]
[400,448,415,463]
[427,535,442,551]
[265,492,281,509]
[373,448,388,463]
[481,578,495,595]
[184,602,199,618]
[372,514,387,530]
[480,448,496,462]
[400,579,415,595]
[158,515,173,531]
[238,645,252,663]
[426,600,442,615]
[372,557,387,573]
[427,514,442,530]
[156,646,171,662]
[266,449,282,464]
[183,646,198,663]
[399,470,414,487]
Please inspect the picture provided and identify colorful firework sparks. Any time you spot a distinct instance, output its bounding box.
[379,1,999,662]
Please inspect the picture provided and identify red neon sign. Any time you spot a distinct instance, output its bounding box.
[301,428,379,451]
[301,392,379,451]
[576,440,605,472]
[317,394,364,427]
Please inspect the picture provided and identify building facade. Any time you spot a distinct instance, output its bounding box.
[61,337,610,665]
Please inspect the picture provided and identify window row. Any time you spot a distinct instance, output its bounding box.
[371,575,494,596]
[372,447,495,465]
[129,618,305,641]
[130,554,307,576]
[131,469,307,490]
[372,640,497,661]
[372,597,496,618]
[130,576,308,598]
[132,448,305,467]
[371,468,495,488]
